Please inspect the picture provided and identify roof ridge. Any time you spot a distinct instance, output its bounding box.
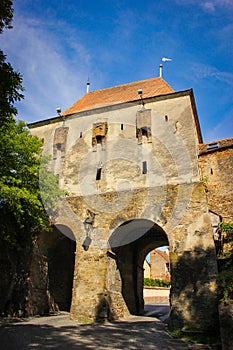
[87,77,166,94]
[62,76,174,116]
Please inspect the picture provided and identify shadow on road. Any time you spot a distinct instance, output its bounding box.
[0,311,192,350]
[144,303,170,323]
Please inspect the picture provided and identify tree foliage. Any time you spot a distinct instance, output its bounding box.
[0,121,55,245]
[0,2,64,246]
[0,50,24,124]
[217,222,233,242]
[0,0,13,33]
[217,222,233,301]
[0,120,66,247]
[0,1,24,125]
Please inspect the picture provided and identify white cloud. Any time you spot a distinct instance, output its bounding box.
[190,63,233,86]
[1,16,92,122]
[202,2,216,12]
[175,0,233,12]
[200,0,233,13]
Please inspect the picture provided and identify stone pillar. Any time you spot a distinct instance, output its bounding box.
[169,248,219,332]
[70,243,129,323]
[168,202,219,333]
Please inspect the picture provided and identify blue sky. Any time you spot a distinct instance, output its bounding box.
[1,0,233,142]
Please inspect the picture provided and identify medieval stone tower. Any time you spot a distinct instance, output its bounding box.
[29,76,233,331]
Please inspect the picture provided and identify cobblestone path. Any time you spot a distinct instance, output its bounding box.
[0,312,214,349]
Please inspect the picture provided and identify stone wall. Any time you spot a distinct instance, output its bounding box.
[27,229,76,316]
[0,233,32,318]
[143,287,170,303]
[199,140,233,221]
[199,140,233,347]
[150,249,170,280]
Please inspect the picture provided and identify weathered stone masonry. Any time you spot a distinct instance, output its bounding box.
[27,77,232,331]
[199,138,233,221]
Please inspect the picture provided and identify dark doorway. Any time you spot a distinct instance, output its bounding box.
[46,227,76,312]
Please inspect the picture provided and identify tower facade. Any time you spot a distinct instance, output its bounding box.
[29,77,220,330]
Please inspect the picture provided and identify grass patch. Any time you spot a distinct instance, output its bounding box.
[170,327,220,347]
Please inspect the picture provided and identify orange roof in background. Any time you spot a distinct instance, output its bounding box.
[62,77,174,116]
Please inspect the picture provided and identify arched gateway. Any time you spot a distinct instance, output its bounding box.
[29,77,220,331]
[109,219,169,316]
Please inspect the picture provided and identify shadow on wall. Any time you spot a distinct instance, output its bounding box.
[0,233,33,317]
[169,246,220,335]
[95,293,111,323]
[32,226,76,313]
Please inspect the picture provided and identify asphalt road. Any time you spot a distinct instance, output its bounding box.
[144,303,170,322]
[0,304,210,350]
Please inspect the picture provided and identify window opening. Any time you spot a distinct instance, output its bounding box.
[137,126,152,144]
[142,127,149,136]
[136,109,152,144]
[80,131,82,138]
[165,115,168,121]
[92,122,108,151]
[142,161,147,174]
[207,143,219,150]
[166,262,170,273]
[121,124,124,130]
[57,143,62,151]
[96,168,102,181]
[53,126,69,160]
[96,135,103,144]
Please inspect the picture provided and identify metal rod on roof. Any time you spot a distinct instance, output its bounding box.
[86,78,90,93]
[160,57,172,78]
[159,64,163,78]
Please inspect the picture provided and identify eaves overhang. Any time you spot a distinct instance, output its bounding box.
[28,89,203,144]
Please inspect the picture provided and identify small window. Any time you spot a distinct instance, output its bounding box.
[121,124,124,130]
[96,168,102,181]
[57,143,62,150]
[165,115,168,121]
[96,135,103,144]
[142,161,147,174]
[137,127,152,144]
[92,122,107,151]
[80,131,82,138]
[142,127,148,136]
[136,108,152,144]
[207,143,219,150]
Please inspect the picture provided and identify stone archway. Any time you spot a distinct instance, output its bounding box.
[29,226,76,315]
[109,219,169,315]
[47,227,76,311]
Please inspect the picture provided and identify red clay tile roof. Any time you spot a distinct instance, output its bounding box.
[62,77,174,116]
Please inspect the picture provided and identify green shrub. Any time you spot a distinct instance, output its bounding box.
[144,277,170,287]
[217,222,233,301]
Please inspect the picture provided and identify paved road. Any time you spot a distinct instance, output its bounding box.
[144,303,170,322]
[0,306,212,350]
